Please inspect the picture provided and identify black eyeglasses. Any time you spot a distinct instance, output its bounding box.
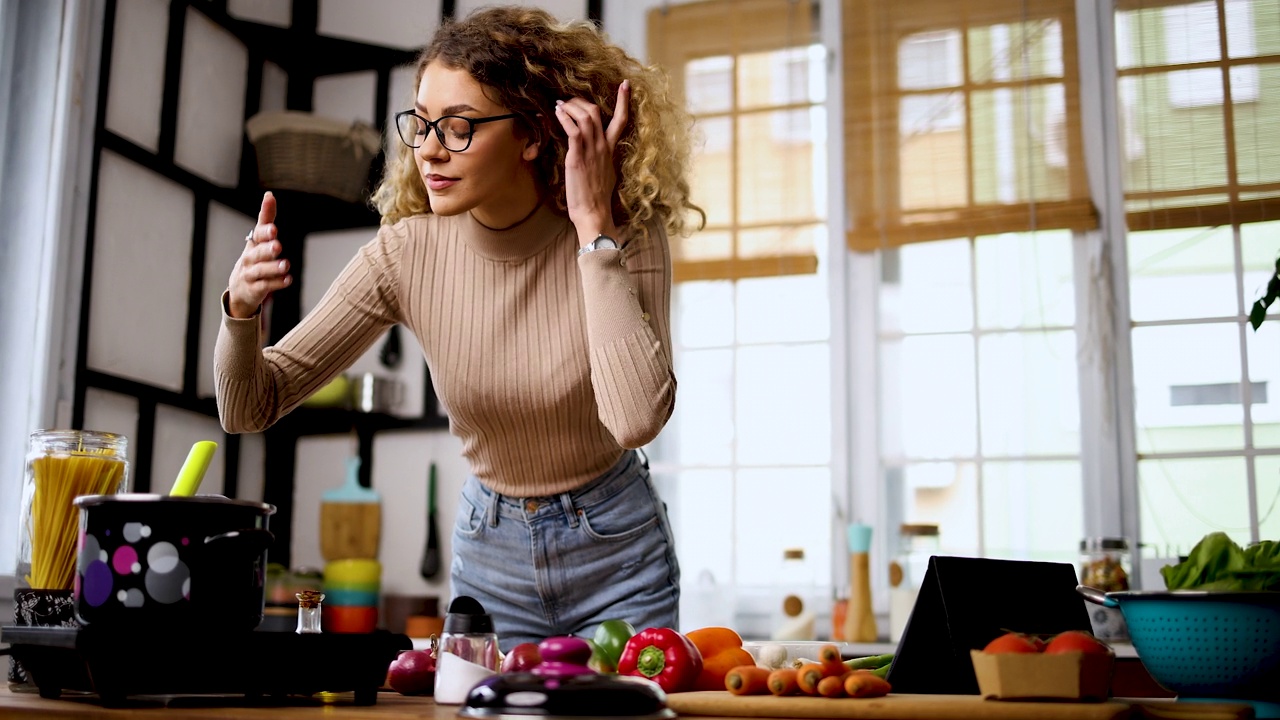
[395,111,518,152]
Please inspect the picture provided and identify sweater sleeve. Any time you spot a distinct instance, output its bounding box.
[214,224,406,433]
[576,221,676,448]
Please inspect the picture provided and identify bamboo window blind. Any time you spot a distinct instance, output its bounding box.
[1115,0,1280,231]
[843,0,1098,252]
[648,0,823,282]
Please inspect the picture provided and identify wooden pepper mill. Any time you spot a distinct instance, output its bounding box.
[843,523,879,643]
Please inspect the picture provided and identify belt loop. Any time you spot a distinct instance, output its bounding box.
[559,492,579,528]
[636,447,649,470]
[488,486,501,528]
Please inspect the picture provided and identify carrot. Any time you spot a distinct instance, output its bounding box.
[795,662,826,695]
[844,669,892,698]
[817,643,847,677]
[767,668,799,696]
[725,665,772,695]
[817,674,848,698]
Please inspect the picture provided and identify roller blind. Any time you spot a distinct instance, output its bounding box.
[648,0,823,282]
[1114,0,1280,231]
[843,0,1098,252]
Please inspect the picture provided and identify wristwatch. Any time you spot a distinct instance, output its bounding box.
[577,234,620,256]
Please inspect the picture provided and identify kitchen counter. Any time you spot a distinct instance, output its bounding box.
[0,687,1255,720]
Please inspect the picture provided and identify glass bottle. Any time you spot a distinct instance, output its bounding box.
[888,523,939,642]
[11,429,128,691]
[17,430,130,591]
[296,591,325,634]
[1079,537,1131,641]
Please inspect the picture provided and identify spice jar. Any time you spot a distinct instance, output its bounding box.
[1079,537,1130,641]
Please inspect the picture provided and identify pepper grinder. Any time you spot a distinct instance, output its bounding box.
[434,595,499,704]
[843,523,878,643]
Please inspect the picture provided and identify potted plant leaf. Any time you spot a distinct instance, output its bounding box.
[1249,256,1280,330]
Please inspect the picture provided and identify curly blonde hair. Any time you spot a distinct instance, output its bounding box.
[372,6,704,239]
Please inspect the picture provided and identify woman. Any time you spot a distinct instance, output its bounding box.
[214,6,703,648]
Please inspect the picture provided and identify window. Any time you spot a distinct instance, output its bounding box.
[1118,0,1280,551]
[648,0,832,634]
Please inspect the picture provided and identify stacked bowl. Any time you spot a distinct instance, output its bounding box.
[323,559,381,633]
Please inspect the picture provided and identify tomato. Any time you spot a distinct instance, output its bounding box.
[1044,630,1112,655]
[982,632,1041,653]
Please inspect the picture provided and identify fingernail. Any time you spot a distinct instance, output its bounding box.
[283,275,292,286]
[555,99,564,107]
[278,260,287,270]
[622,79,630,91]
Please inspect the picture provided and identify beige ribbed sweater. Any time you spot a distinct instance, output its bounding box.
[214,204,675,497]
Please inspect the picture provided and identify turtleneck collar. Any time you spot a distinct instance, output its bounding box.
[460,203,571,262]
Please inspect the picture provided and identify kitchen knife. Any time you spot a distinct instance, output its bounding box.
[420,462,441,580]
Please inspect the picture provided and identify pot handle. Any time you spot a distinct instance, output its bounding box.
[204,528,275,556]
[1076,584,1119,608]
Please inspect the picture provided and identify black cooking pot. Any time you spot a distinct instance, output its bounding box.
[72,494,275,631]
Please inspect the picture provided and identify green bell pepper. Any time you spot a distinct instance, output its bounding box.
[591,618,636,672]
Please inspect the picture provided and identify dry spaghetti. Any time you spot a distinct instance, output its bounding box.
[25,449,125,589]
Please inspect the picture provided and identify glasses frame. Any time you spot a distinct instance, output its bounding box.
[394,110,519,152]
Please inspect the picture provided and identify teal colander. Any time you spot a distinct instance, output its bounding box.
[1078,585,1280,702]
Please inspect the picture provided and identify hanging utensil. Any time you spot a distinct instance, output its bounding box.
[169,441,218,497]
[420,463,441,580]
[380,324,403,369]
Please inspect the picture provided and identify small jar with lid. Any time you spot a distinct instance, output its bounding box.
[771,548,816,641]
[888,524,939,642]
[1079,537,1130,641]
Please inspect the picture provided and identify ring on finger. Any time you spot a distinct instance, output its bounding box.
[245,230,255,244]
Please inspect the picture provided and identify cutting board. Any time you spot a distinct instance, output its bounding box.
[319,456,381,561]
[664,693,1255,720]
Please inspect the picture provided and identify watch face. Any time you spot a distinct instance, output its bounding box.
[594,236,619,250]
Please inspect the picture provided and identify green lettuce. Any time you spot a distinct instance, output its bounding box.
[1160,532,1280,591]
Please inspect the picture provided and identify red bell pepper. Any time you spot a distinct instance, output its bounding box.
[616,627,704,693]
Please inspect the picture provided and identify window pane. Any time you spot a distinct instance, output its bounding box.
[899,30,962,90]
[1131,324,1245,453]
[880,240,974,333]
[675,281,734,348]
[737,344,830,465]
[967,20,1063,83]
[1138,456,1252,553]
[690,116,732,227]
[893,461,980,557]
[1246,321,1280,448]
[982,460,1082,563]
[659,468,734,582]
[671,349,734,465]
[737,110,821,224]
[970,85,1071,206]
[899,93,968,210]
[1234,78,1280,187]
[881,335,977,459]
[686,55,733,114]
[975,230,1075,329]
[738,46,826,109]
[1120,73,1228,198]
[735,467,832,587]
[1127,225,1237,321]
[979,331,1081,457]
[737,274,829,344]
[1253,455,1280,543]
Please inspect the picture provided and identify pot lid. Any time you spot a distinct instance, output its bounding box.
[73,493,276,514]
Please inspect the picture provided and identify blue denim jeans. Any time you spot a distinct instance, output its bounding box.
[449,450,680,652]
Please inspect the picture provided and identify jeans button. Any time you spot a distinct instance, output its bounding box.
[525,500,539,512]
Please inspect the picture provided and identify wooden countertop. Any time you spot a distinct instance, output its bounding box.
[0,687,1257,720]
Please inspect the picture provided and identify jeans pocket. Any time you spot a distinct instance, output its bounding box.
[454,492,486,538]
[576,477,660,542]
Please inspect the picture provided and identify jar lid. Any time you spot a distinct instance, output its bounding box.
[1080,537,1129,551]
[900,523,939,536]
[783,548,805,560]
[443,595,494,634]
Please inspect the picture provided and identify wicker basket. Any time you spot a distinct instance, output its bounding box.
[245,111,382,203]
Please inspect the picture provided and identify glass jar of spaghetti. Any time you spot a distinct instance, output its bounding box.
[17,430,129,591]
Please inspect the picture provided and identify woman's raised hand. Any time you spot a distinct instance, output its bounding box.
[555,79,631,244]
[227,191,292,319]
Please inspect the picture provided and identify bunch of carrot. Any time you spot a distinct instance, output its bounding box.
[724,644,892,698]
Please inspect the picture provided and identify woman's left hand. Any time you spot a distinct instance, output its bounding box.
[555,79,630,244]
